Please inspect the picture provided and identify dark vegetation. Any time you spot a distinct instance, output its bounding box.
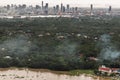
[0,16,120,71]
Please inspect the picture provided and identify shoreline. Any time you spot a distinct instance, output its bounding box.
[0,67,111,80]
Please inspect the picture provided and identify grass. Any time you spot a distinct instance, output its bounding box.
[28,68,94,76]
[68,69,94,76]
[31,68,94,76]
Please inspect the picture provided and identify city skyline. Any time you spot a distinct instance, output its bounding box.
[0,0,120,8]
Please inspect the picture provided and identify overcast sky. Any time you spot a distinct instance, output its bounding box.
[0,0,120,8]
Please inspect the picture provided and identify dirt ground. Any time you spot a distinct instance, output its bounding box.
[0,68,112,80]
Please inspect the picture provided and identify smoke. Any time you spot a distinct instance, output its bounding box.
[0,35,33,54]
[55,40,77,55]
[99,34,120,60]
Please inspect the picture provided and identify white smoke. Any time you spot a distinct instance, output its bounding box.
[56,40,77,55]
[99,34,120,60]
[0,35,33,54]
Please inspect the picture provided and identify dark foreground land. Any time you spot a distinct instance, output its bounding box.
[0,16,120,71]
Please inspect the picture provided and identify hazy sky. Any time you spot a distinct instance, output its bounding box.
[0,0,120,8]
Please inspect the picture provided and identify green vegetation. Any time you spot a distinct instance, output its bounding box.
[0,16,120,71]
[69,69,94,75]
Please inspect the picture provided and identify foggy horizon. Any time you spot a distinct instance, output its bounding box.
[0,0,120,8]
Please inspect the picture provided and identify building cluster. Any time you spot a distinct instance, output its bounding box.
[0,1,120,18]
[98,65,120,76]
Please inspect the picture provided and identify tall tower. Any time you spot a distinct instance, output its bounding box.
[41,1,44,14]
[56,5,59,14]
[44,3,48,15]
[42,1,44,8]
[75,7,78,12]
[67,4,70,13]
[63,6,65,12]
[53,6,56,14]
[91,4,93,11]
[108,6,112,12]
[90,4,93,15]
[61,3,63,12]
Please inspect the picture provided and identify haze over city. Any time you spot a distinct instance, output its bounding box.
[0,0,120,8]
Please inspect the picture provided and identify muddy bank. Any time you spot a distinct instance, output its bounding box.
[0,68,110,80]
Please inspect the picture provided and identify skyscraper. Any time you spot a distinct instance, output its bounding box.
[91,4,93,11]
[63,6,65,12]
[42,1,44,9]
[75,7,78,12]
[61,3,63,12]
[109,6,112,12]
[56,5,59,13]
[90,4,93,15]
[72,7,75,13]
[44,3,48,14]
[67,4,70,13]
[41,1,44,14]
[53,6,56,14]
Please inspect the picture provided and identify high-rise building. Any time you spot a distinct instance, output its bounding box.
[53,6,56,14]
[63,6,65,12]
[67,4,70,13]
[22,4,26,9]
[56,5,59,13]
[42,1,44,9]
[75,7,78,12]
[90,4,93,15]
[46,3,48,7]
[41,1,44,14]
[91,4,93,11]
[36,5,40,9]
[7,5,10,10]
[72,7,75,13]
[61,3,63,12]
[44,3,49,14]
[108,6,112,12]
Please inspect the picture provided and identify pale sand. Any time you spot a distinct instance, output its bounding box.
[0,68,100,80]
